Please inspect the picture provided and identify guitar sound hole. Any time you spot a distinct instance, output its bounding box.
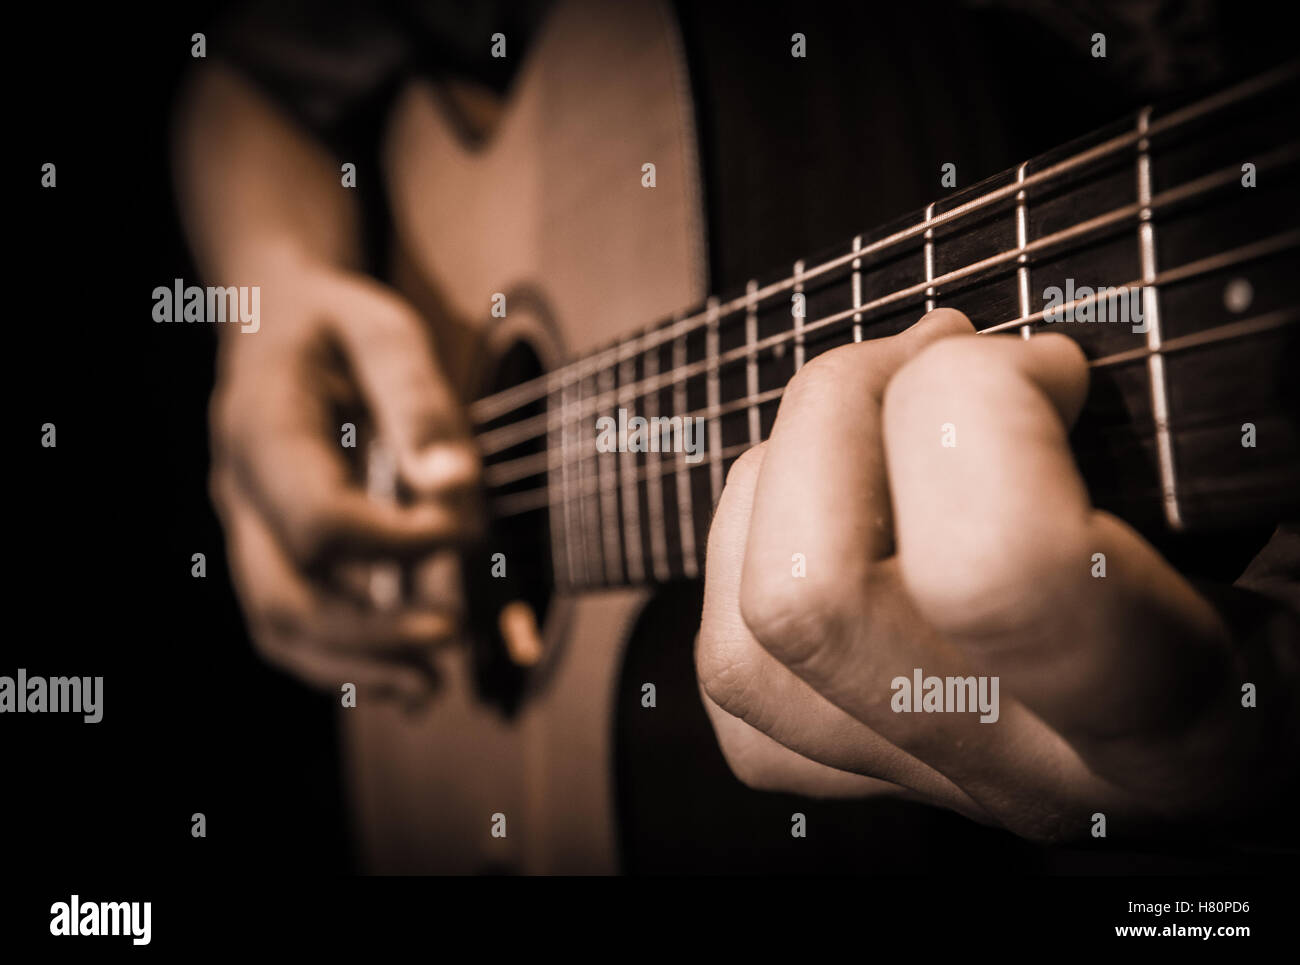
[464,339,559,714]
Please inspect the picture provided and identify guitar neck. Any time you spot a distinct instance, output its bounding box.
[475,64,1300,592]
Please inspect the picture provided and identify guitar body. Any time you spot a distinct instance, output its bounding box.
[342,0,707,873]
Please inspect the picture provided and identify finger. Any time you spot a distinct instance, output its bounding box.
[263,636,435,707]
[883,332,1227,740]
[214,469,458,657]
[737,309,970,704]
[325,279,481,496]
[215,350,469,565]
[328,559,389,607]
[730,317,1133,837]
[697,444,987,817]
[215,476,436,705]
[698,679,906,799]
[306,598,458,653]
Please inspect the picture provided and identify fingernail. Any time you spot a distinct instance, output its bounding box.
[403,443,481,493]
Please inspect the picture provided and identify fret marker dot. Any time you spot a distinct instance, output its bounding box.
[1224,278,1253,314]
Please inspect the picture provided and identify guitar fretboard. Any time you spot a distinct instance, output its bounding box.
[473,64,1300,592]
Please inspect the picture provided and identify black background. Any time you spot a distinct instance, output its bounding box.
[11,1,354,882]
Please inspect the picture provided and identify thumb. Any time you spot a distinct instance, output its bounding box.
[328,278,481,497]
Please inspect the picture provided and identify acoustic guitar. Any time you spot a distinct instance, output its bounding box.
[342,0,1298,872]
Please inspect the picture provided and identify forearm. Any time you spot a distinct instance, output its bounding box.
[172,61,361,283]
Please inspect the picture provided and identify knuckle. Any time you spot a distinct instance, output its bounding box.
[782,344,860,405]
[361,289,427,344]
[363,280,419,320]
[695,627,758,720]
[738,564,849,670]
[916,306,974,335]
[724,443,764,487]
[697,654,752,721]
[695,661,787,792]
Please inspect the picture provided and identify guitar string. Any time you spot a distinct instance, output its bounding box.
[475,219,1300,468]
[468,62,1299,426]
[474,150,1298,456]
[484,301,1300,512]
[474,142,1297,453]
[489,305,1299,501]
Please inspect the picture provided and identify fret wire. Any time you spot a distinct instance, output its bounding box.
[560,377,581,585]
[643,323,671,581]
[546,386,570,588]
[567,364,587,584]
[712,386,784,423]
[470,61,1300,426]
[793,259,807,370]
[531,151,1300,441]
[1015,162,1033,340]
[1136,106,1183,530]
[596,362,624,582]
[488,146,1299,456]
[980,228,1300,334]
[484,226,1300,474]
[491,304,1299,520]
[746,279,762,443]
[478,133,1300,431]
[1089,306,1299,367]
[851,235,864,342]
[587,361,607,582]
[577,361,604,584]
[672,327,698,578]
[706,296,724,506]
[484,231,1300,488]
[923,204,936,313]
[618,349,646,584]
